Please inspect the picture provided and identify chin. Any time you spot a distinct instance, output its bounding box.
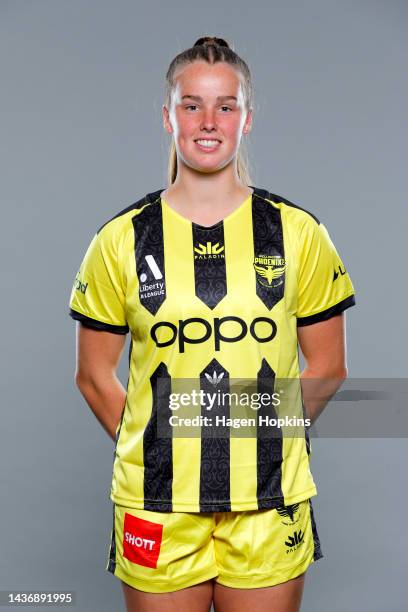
[194,163,228,175]
[185,155,234,174]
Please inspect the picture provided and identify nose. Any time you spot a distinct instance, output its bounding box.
[200,108,217,132]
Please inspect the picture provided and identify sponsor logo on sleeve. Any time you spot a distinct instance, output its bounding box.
[75,273,88,294]
[333,264,346,282]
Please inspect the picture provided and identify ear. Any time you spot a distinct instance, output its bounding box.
[242,108,253,135]
[162,105,173,135]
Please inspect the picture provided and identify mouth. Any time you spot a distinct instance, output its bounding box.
[194,138,222,152]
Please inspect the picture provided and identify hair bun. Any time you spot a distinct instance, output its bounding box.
[193,36,230,49]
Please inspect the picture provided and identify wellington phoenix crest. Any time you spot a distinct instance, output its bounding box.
[253,254,286,288]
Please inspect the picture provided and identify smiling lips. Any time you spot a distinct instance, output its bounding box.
[195,138,222,151]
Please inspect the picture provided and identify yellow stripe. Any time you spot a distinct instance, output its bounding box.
[225,199,258,505]
[162,204,201,509]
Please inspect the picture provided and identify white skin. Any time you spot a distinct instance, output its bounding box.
[161,60,254,226]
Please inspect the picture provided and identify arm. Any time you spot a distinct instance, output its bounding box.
[297,312,348,424]
[74,322,128,442]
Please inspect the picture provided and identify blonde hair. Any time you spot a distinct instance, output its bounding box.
[165,36,253,186]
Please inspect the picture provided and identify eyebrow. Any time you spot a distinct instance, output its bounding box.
[181,95,237,102]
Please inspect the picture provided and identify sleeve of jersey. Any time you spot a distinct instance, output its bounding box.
[296,220,356,326]
[68,227,129,335]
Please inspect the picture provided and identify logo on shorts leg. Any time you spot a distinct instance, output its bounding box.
[276,503,301,526]
[122,512,163,568]
[285,529,305,554]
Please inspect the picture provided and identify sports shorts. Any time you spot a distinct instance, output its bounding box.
[106,498,323,593]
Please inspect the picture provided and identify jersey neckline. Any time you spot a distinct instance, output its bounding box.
[160,188,254,231]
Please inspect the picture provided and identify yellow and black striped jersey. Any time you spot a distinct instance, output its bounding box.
[68,187,356,512]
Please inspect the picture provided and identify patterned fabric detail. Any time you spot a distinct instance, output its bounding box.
[133,198,166,315]
[192,222,227,310]
[257,358,284,508]
[143,362,173,511]
[251,191,285,311]
[199,358,231,511]
[309,498,324,561]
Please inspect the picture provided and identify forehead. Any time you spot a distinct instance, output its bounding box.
[172,61,243,97]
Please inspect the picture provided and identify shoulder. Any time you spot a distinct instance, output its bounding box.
[252,187,321,233]
[94,188,164,242]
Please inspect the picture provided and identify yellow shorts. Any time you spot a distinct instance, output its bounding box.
[106,498,323,593]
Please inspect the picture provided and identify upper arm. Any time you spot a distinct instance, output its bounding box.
[75,322,127,382]
[295,219,355,326]
[68,221,129,381]
[297,312,347,375]
[294,216,356,373]
[68,223,129,334]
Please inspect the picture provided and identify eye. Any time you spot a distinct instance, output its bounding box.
[220,106,233,112]
[185,105,198,111]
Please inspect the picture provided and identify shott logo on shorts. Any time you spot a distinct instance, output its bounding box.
[122,512,163,568]
[285,529,305,554]
[124,532,155,550]
[150,315,277,353]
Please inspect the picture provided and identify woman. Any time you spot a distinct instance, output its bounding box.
[69,36,356,612]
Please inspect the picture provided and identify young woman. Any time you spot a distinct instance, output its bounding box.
[69,36,356,612]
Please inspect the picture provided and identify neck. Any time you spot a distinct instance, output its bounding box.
[160,166,253,227]
[166,160,251,208]
[160,157,254,226]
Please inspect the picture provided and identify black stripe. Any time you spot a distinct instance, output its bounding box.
[112,338,132,461]
[305,420,311,456]
[128,336,133,367]
[97,189,164,234]
[256,358,284,509]
[143,362,173,511]
[133,197,166,315]
[69,308,129,334]
[300,393,311,457]
[308,498,324,561]
[250,186,320,224]
[297,294,356,327]
[199,358,231,511]
[106,502,116,574]
[192,222,227,310]
[251,190,286,311]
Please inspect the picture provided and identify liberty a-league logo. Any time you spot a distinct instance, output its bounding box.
[276,503,301,526]
[138,254,165,302]
[253,254,286,288]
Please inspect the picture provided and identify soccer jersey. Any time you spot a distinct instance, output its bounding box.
[68,186,356,512]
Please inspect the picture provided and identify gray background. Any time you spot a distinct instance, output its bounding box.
[1,0,406,610]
